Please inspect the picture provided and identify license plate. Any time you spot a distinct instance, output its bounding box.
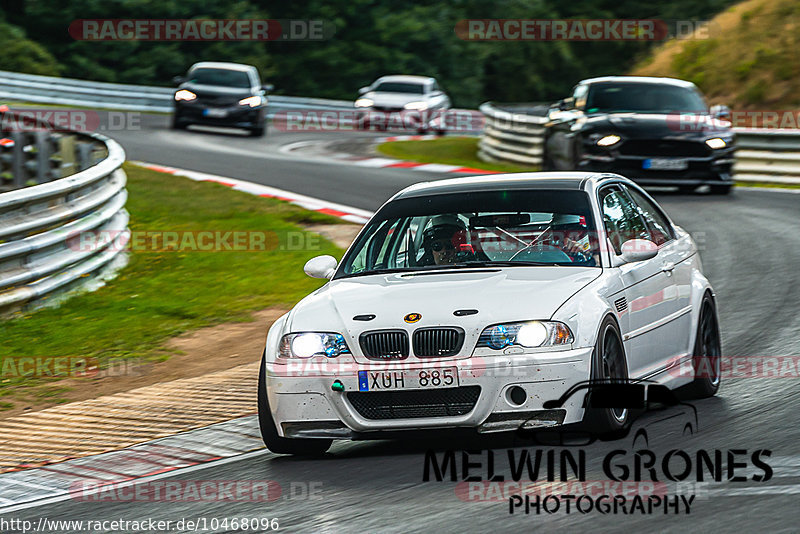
[203,108,228,118]
[357,368,458,391]
[643,158,688,170]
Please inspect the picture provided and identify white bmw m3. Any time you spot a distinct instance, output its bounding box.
[258,172,721,455]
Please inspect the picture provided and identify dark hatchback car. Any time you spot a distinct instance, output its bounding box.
[172,62,273,136]
[543,76,735,194]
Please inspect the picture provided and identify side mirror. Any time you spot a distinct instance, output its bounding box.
[558,97,574,111]
[173,76,185,85]
[262,83,274,92]
[358,86,370,95]
[619,239,658,264]
[304,255,338,279]
[709,104,731,120]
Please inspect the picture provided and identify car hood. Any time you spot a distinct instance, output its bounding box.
[286,267,601,356]
[179,83,252,97]
[582,112,732,139]
[364,91,427,108]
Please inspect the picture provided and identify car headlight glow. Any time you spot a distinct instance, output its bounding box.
[705,137,727,149]
[478,321,573,350]
[354,98,373,108]
[279,332,351,359]
[596,134,621,147]
[174,89,197,102]
[404,101,429,110]
[239,95,263,108]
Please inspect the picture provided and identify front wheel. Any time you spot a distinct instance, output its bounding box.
[683,295,721,398]
[258,353,331,455]
[583,317,629,436]
[250,121,267,137]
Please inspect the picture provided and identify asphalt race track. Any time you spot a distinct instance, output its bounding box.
[11,114,800,533]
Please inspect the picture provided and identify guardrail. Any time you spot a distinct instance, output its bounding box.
[478,102,800,184]
[0,110,128,315]
[0,70,354,116]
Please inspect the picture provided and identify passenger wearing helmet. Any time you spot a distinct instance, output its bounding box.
[420,215,471,266]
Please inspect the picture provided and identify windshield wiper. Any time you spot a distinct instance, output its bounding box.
[456,260,563,267]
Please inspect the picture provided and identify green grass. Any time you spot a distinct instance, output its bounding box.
[735,180,800,189]
[0,163,345,407]
[376,137,538,173]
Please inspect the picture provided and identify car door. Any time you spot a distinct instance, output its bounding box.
[624,185,694,363]
[599,185,680,380]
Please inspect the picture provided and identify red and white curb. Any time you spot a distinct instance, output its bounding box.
[131,161,374,224]
[0,415,267,512]
[279,135,500,175]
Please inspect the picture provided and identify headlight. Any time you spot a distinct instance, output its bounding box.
[279,333,351,359]
[596,134,621,147]
[404,101,429,110]
[705,137,727,149]
[174,89,196,102]
[478,321,573,350]
[354,98,373,108]
[239,95,263,108]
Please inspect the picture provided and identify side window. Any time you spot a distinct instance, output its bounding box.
[624,187,675,246]
[600,186,651,255]
[431,81,439,92]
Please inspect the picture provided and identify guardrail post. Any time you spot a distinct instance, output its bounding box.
[77,142,94,171]
[11,131,27,188]
[59,135,76,178]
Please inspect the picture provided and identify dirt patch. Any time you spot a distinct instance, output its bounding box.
[0,308,285,420]
[0,223,363,421]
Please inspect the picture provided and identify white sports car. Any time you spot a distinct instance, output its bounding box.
[258,172,721,455]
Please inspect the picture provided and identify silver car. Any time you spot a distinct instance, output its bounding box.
[355,75,451,133]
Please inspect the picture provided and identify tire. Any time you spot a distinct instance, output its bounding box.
[710,184,732,195]
[682,294,722,398]
[257,352,331,455]
[250,121,266,137]
[171,115,186,130]
[583,316,630,436]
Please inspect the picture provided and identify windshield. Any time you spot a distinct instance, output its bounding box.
[372,82,425,94]
[337,190,600,279]
[585,82,707,114]
[188,68,251,88]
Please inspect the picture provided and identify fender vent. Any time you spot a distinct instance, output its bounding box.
[614,297,628,313]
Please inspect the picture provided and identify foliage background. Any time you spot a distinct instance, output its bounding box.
[1,0,736,107]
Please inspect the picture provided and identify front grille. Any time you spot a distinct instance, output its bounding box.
[413,327,465,357]
[372,106,403,112]
[359,330,409,360]
[619,140,710,158]
[194,93,241,106]
[347,386,481,419]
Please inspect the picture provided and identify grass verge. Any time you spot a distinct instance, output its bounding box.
[376,137,538,173]
[0,163,344,408]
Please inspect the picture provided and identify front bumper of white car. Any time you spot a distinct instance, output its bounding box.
[264,347,594,439]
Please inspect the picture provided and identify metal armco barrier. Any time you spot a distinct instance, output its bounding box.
[478,102,800,184]
[0,70,354,116]
[0,110,128,315]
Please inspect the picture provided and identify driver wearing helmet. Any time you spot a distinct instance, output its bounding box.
[545,213,598,264]
[421,215,471,266]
